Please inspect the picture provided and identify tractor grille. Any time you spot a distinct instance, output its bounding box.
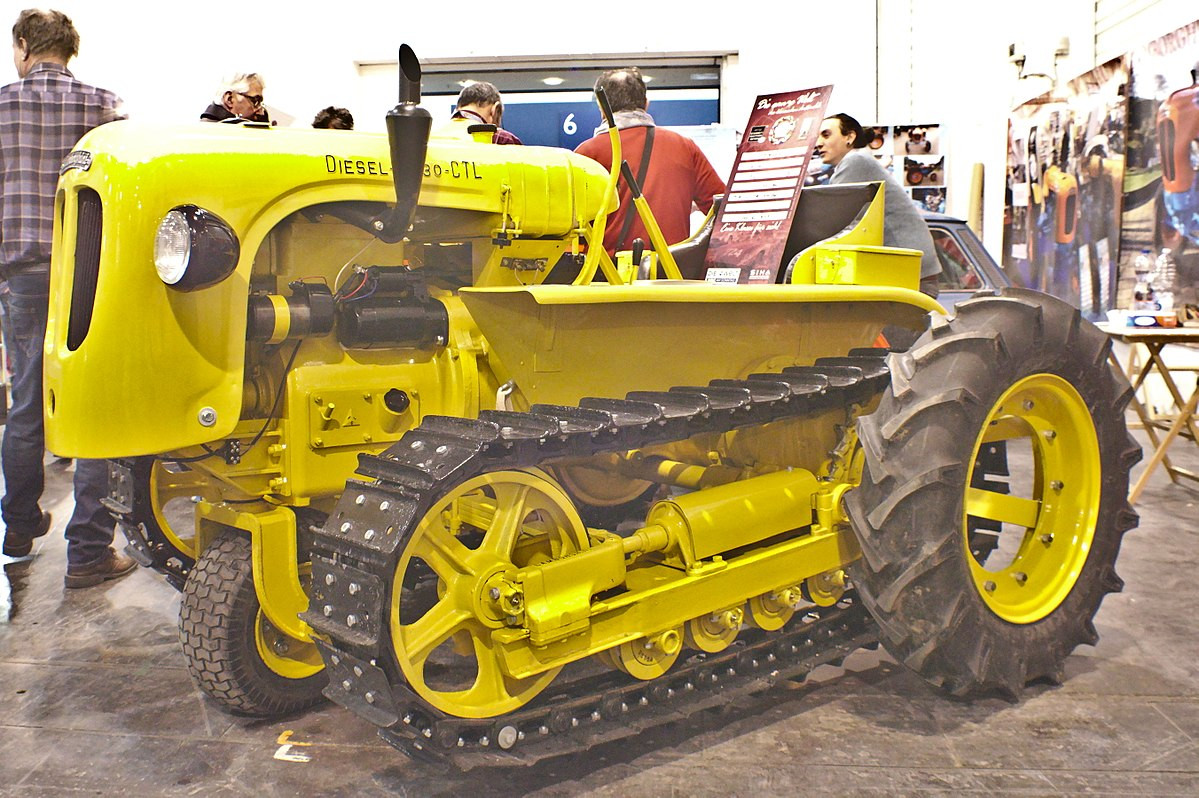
[67,188,102,351]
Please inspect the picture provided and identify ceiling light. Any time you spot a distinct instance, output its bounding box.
[541,76,565,86]
[641,75,654,83]
[690,72,718,81]
[456,79,476,88]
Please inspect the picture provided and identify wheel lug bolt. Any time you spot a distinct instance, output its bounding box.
[1023,399,1034,410]
[1051,480,1064,492]
[1044,429,1056,440]
[983,580,997,593]
[1040,533,1054,544]
[1013,572,1028,585]
[489,587,501,600]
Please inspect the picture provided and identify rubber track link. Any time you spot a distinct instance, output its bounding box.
[304,349,893,765]
[103,457,192,590]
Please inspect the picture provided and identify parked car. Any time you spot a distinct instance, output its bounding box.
[924,211,1012,308]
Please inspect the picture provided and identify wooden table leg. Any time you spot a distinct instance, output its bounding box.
[1129,388,1199,504]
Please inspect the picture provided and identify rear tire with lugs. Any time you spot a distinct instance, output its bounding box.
[845,288,1141,697]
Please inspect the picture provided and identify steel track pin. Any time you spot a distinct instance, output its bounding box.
[365,692,376,704]
[349,583,360,595]
[423,728,432,738]
[342,679,352,691]
[639,696,648,706]
[571,717,578,727]
[539,725,549,735]
[590,711,601,721]
[353,665,363,677]
[457,737,465,747]
[479,735,489,746]
[403,714,413,724]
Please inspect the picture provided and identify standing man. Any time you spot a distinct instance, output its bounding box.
[450,81,522,145]
[1,9,135,587]
[575,67,726,256]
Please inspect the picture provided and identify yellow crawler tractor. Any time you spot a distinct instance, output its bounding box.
[45,46,1138,764]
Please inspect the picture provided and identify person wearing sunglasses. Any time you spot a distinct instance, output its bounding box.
[200,72,270,124]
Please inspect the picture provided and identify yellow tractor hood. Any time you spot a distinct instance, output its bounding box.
[44,121,611,457]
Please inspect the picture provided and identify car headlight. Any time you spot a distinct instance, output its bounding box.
[153,205,239,291]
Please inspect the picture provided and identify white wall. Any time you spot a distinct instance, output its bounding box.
[2,0,1195,257]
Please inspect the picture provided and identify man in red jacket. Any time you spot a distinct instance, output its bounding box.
[575,67,726,255]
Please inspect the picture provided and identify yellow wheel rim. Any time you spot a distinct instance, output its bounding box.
[684,606,743,654]
[255,613,323,679]
[149,462,219,560]
[390,469,588,718]
[964,374,1100,624]
[254,561,322,679]
[613,628,683,680]
[746,591,794,631]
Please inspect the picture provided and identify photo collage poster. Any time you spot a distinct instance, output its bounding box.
[1121,18,1199,312]
[805,123,947,215]
[1003,58,1129,320]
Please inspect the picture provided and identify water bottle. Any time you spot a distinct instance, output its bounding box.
[1133,248,1152,279]
[1132,249,1156,311]
[1154,248,1177,311]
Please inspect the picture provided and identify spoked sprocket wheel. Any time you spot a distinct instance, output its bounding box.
[390,469,589,719]
[180,532,326,716]
[846,288,1141,697]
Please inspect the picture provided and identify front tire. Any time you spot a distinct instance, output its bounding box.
[180,532,326,716]
[846,288,1141,697]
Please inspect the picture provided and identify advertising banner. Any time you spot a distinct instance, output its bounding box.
[703,86,832,284]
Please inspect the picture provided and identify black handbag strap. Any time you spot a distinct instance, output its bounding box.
[615,126,655,253]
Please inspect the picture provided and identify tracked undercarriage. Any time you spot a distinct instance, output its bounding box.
[306,351,891,764]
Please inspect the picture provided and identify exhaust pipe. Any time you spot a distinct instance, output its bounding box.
[372,44,432,243]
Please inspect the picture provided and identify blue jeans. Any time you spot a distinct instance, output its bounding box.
[1,268,114,565]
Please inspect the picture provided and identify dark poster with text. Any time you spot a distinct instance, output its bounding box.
[703,86,832,283]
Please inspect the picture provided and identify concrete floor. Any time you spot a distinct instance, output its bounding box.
[2,426,1198,797]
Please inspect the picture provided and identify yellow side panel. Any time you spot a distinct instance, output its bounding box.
[459,283,940,408]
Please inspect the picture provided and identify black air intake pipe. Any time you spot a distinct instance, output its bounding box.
[371,44,432,244]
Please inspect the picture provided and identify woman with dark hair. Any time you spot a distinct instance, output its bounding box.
[814,113,941,296]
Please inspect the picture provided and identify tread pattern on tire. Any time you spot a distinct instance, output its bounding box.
[845,287,1142,698]
[180,532,326,717]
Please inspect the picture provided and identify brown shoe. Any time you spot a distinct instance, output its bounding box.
[2,512,52,558]
[64,547,138,589]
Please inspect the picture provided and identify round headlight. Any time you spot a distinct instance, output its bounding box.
[153,205,240,291]
[154,209,192,284]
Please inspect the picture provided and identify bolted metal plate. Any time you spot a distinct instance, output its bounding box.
[315,639,400,728]
[105,461,135,515]
[321,483,418,558]
[304,554,385,647]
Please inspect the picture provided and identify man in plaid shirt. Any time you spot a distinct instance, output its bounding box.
[0,9,135,587]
